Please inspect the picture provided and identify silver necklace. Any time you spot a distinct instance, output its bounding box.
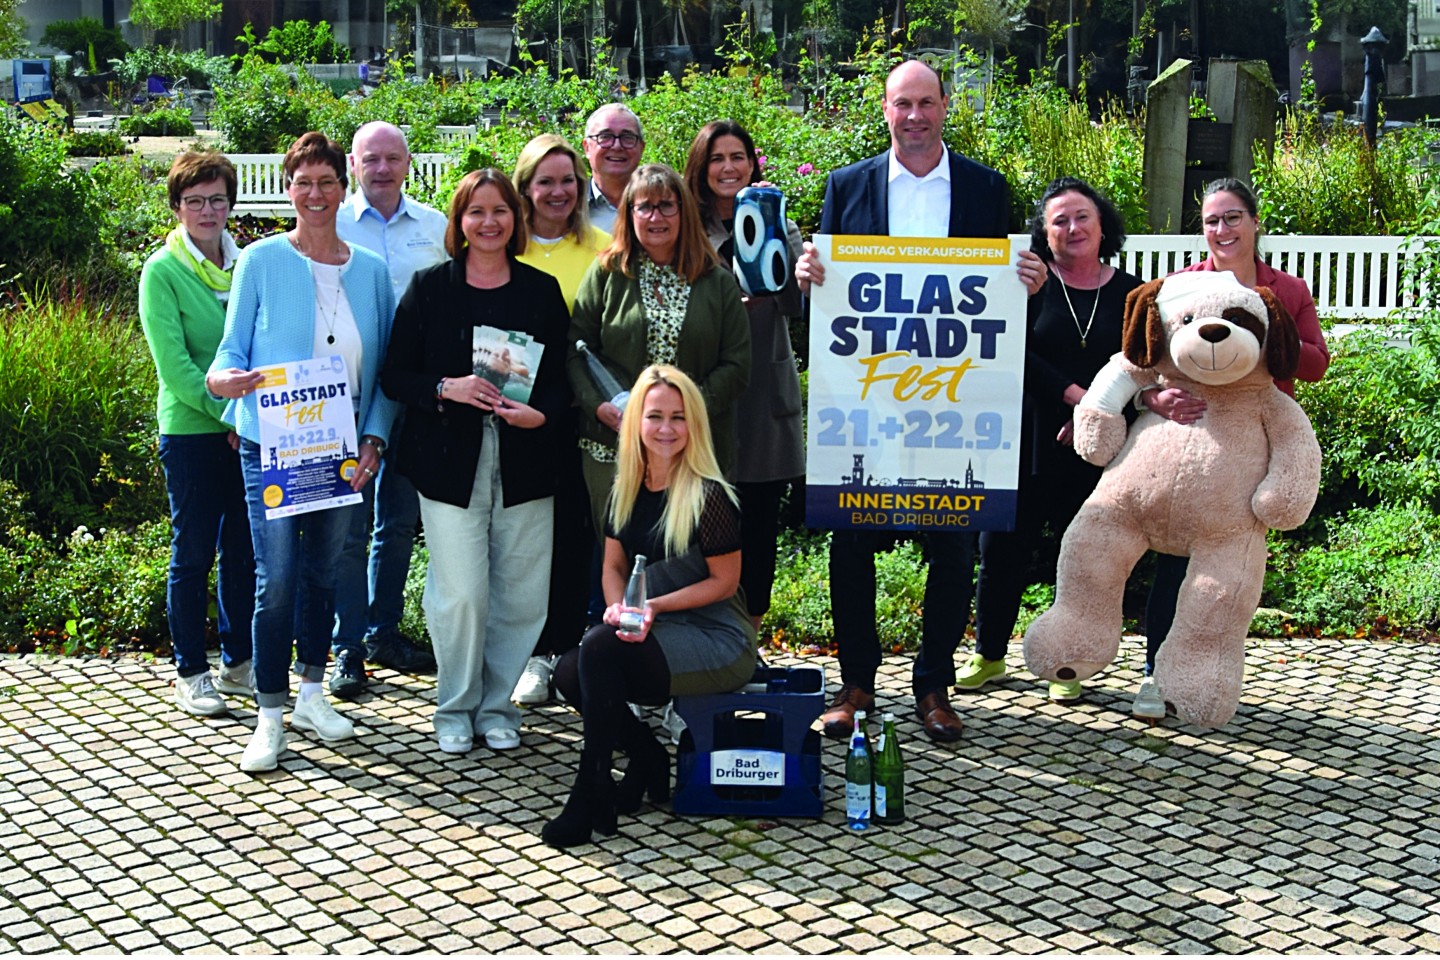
[530,235,565,259]
[317,267,342,345]
[1054,265,1102,349]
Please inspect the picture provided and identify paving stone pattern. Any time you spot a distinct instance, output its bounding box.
[0,637,1437,954]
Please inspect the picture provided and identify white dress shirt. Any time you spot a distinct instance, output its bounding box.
[886,147,951,239]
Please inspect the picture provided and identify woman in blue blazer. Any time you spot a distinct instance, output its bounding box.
[208,132,398,774]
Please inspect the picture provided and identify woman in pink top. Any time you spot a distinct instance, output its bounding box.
[1132,177,1330,719]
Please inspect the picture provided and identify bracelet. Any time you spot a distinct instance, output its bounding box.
[361,437,385,454]
[435,377,446,400]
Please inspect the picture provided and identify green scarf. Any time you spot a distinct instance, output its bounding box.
[166,227,232,292]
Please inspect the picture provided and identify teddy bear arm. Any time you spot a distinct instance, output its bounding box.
[1073,358,1153,466]
[1251,393,1323,530]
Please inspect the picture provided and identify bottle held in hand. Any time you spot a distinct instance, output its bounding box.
[576,339,629,414]
[619,554,647,634]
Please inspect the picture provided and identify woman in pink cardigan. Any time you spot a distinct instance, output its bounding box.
[1131,177,1330,719]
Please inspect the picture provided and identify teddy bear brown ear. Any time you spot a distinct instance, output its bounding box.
[1122,278,1167,367]
[1256,286,1300,380]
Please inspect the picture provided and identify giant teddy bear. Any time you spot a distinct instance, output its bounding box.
[1022,270,1321,727]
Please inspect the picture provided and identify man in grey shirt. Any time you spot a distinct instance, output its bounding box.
[582,103,644,233]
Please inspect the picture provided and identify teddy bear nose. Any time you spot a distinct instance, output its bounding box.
[1198,323,1230,343]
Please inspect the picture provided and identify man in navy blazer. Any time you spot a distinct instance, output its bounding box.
[797,59,1046,743]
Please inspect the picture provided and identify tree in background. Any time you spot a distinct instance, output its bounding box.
[0,0,25,57]
[128,0,223,33]
[41,17,132,71]
[234,20,352,65]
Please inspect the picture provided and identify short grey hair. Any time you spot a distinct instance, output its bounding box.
[585,103,643,139]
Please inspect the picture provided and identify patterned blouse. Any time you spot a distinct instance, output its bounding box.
[580,254,692,464]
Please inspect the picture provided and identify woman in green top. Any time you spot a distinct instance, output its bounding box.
[138,150,254,720]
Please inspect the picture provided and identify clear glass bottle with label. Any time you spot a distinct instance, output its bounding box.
[845,710,872,830]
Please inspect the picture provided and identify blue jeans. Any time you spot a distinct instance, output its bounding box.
[158,433,254,678]
[239,440,356,708]
[333,445,421,653]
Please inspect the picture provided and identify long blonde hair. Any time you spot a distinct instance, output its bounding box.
[609,365,736,556]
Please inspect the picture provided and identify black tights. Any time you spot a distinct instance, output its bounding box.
[553,624,672,770]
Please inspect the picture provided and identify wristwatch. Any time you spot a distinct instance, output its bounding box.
[435,377,447,400]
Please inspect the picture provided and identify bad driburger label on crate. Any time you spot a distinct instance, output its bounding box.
[709,750,785,786]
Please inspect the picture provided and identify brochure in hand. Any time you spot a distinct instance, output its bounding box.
[472,325,543,403]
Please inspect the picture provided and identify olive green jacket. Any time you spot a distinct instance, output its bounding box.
[566,262,751,470]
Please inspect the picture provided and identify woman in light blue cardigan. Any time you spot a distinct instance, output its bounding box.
[207,132,397,774]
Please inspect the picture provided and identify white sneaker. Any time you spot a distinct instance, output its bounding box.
[214,660,253,697]
[175,672,229,717]
[660,701,687,745]
[438,734,473,754]
[291,693,356,741]
[1133,678,1166,719]
[240,717,287,772]
[484,727,520,750]
[512,656,555,705]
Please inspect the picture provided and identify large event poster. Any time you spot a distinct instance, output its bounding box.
[254,356,362,520]
[805,234,1028,533]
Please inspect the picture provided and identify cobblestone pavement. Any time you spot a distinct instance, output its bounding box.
[1,636,1438,954]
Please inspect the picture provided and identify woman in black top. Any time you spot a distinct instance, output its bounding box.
[964,178,1144,702]
[381,168,571,756]
[543,365,755,849]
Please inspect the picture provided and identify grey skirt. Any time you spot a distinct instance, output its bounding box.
[645,547,757,697]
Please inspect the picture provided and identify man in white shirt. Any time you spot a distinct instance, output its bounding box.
[795,60,1046,743]
[330,121,448,699]
[582,103,644,233]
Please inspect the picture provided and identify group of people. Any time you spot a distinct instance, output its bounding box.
[138,57,1327,851]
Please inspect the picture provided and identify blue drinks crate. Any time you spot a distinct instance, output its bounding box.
[671,665,825,818]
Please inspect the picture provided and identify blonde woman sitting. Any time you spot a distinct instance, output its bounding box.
[543,365,755,849]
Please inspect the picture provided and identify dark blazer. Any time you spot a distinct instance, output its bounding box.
[381,256,571,509]
[817,148,1011,239]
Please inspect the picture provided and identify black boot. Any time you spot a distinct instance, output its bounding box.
[541,751,616,849]
[615,711,671,815]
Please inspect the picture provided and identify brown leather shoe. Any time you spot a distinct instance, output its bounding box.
[915,689,964,742]
[819,683,876,740]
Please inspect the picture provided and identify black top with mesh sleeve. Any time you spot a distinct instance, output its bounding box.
[607,479,741,560]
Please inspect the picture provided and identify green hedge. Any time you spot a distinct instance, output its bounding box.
[119,105,197,137]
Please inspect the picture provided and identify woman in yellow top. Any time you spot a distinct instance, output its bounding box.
[514,134,611,308]
[510,134,614,705]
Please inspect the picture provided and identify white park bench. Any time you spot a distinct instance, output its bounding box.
[230,152,456,218]
[1112,233,1431,321]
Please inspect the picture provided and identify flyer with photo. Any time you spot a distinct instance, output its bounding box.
[472,326,543,403]
[254,356,362,520]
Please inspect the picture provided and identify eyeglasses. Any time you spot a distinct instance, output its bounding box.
[587,130,642,149]
[632,199,679,219]
[179,194,230,211]
[1202,209,1249,230]
[289,177,343,193]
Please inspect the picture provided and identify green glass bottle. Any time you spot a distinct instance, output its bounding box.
[872,712,905,825]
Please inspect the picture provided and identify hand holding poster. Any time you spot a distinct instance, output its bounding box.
[805,235,1028,532]
[254,356,363,520]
